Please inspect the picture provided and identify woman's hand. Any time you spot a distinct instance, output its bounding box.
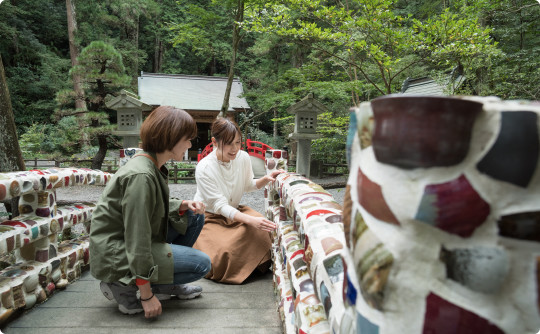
[181,200,206,214]
[269,169,286,179]
[141,295,162,319]
[257,169,286,188]
[138,283,162,319]
[247,216,277,232]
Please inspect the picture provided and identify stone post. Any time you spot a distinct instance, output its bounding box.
[287,93,327,178]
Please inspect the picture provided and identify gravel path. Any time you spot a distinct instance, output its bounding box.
[55,175,348,214]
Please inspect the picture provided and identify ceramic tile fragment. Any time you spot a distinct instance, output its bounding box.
[415,175,490,237]
[423,293,504,334]
[357,168,399,225]
[477,111,539,187]
[497,211,540,242]
[371,96,482,168]
[440,247,509,293]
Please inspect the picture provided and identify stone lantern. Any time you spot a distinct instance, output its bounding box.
[106,90,152,148]
[287,93,327,178]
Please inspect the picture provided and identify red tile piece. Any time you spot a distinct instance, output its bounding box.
[416,175,490,238]
[423,293,504,334]
[357,168,400,225]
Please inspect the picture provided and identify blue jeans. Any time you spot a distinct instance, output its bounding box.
[156,210,211,286]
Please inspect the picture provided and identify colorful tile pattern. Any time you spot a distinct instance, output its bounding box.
[343,97,540,334]
[266,151,349,334]
[0,168,111,324]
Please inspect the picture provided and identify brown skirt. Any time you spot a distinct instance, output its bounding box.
[193,205,272,284]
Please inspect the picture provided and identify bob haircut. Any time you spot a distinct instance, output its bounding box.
[140,106,197,153]
[211,118,241,146]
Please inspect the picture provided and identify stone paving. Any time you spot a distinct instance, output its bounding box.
[2,270,281,334]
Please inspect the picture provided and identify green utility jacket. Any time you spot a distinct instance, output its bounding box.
[89,152,188,285]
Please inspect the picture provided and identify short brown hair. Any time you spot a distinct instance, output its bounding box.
[140,106,197,153]
[211,118,241,146]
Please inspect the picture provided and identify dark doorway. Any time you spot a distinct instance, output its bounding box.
[190,122,211,160]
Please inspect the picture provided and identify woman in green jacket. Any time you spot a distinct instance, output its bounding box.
[89,105,211,318]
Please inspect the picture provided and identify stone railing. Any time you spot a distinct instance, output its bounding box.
[0,168,111,324]
[266,95,540,334]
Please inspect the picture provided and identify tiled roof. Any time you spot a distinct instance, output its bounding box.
[401,75,465,96]
[137,72,250,111]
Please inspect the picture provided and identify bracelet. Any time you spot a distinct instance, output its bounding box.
[140,293,154,302]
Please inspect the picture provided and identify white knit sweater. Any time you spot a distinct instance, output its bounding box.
[194,150,258,220]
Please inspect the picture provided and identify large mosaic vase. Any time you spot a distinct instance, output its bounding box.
[344,95,540,333]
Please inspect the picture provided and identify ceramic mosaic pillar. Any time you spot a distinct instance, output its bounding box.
[343,95,540,334]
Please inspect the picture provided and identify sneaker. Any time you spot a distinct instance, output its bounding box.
[153,284,203,300]
[100,281,143,315]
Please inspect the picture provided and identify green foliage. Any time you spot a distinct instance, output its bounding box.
[487,49,540,100]
[411,8,503,88]
[168,0,240,75]
[249,127,287,150]
[58,41,129,139]
[311,111,349,164]
[18,116,81,158]
[478,0,540,99]
[167,161,196,183]
[245,0,502,96]
[2,0,540,167]
[74,0,162,82]
[52,116,83,155]
[245,0,419,94]
[18,123,49,158]
[0,0,71,133]
[71,41,130,99]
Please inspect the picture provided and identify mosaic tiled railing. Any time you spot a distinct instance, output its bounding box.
[0,168,111,324]
[343,95,540,333]
[265,149,354,334]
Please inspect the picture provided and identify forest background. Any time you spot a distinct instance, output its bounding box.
[0,0,539,170]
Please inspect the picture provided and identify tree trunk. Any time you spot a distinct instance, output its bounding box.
[66,0,86,110]
[273,108,277,143]
[134,14,140,79]
[153,0,164,73]
[220,0,244,117]
[0,55,25,218]
[153,37,163,73]
[0,56,25,172]
[91,134,108,170]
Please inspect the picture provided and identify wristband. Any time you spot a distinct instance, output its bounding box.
[140,293,155,302]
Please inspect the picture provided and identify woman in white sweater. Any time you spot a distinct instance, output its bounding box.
[193,118,283,283]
